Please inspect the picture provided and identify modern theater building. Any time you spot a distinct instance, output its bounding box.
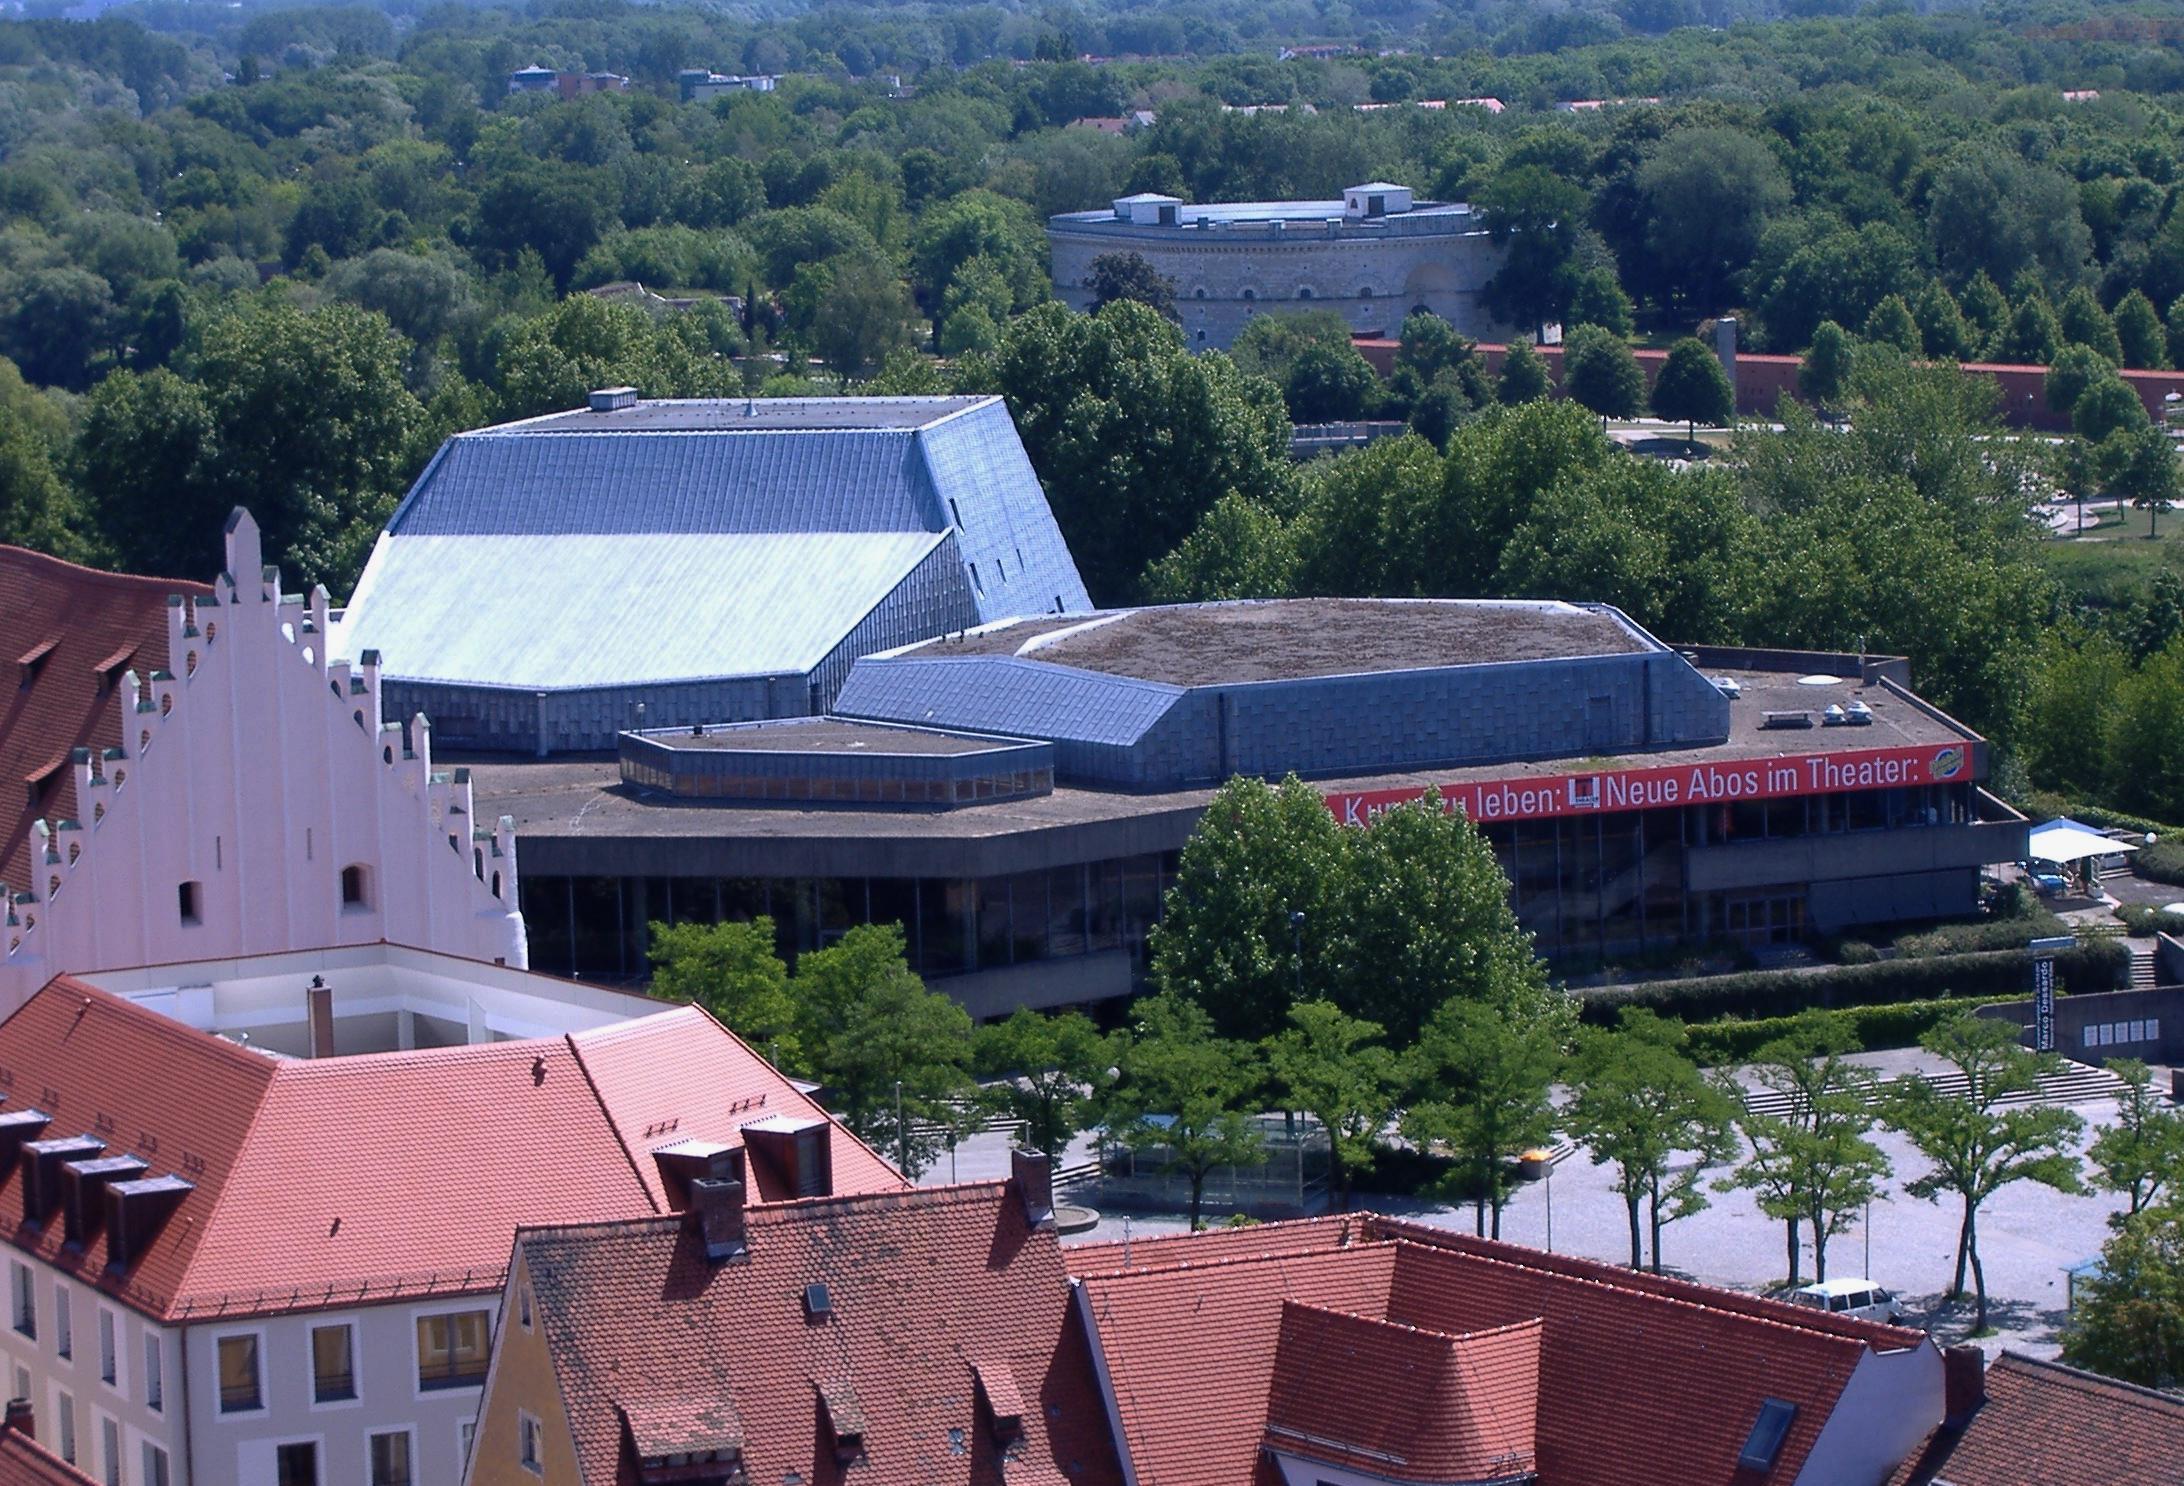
[475,598,2027,1016]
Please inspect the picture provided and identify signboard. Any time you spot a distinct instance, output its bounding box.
[2030,934,2074,1054]
[1323,741,1971,828]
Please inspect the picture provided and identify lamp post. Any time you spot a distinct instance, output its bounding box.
[1289,910,1306,999]
[895,1079,906,1174]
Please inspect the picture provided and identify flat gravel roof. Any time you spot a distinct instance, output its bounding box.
[913,600,1649,685]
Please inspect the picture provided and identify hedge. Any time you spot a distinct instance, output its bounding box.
[1892,911,2071,957]
[1683,995,1997,1065]
[2114,903,2184,936]
[1580,939,2128,1026]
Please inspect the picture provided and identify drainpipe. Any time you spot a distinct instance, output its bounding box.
[178,1322,195,1486]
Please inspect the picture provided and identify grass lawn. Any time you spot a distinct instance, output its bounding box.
[2040,505,2184,613]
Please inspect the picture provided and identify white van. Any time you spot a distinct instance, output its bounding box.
[1782,1277,1904,1324]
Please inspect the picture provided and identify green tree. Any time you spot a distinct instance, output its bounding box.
[1230,311,1356,385]
[2000,293,2063,365]
[2061,1203,2184,1388]
[647,918,800,1066]
[1283,342,1379,423]
[2114,289,2170,371]
[2016,626,2129,797]
[1342,790,1553,1043]
[2074,375,2148,447]
[1149,775,1352,1042]
[1564,1010,1736,1272]
[1883,1014,2085,1332]
[792,924,975,1176]
[1650,336,1733,444]
[1862,294,1922,355]
[2087,1060,2184,1219]
[1474,165,1587,334]
[493,295,736,422]
[1926,151,2092,295]
[1139,491,1298,602]
[1498,341,1552,404]
[2046,344,2117,420]
[1912,281,1973,361]
[2166,294,2184,371]
[1264,1000,1399,1210]
[1716,1014,1889,1286]
[0,402,91,562]
[973,1008,1112,1168]
[975,301,1291,601]
[1105,994,1265,1230]
[1567,267,1636,339]
[937,256,1014,358]
[2106,423,2179,539]
[1959,272,2011,358]
[804,251,920,386]
[2059,285,2124,363]
[1403,997,1561,1237]
[1087,251,1176,318]
[1562,324,1644,424]
[909,189,1047,318]
[1635,127,1791,314]
[0,267,118,391]
[1800,320,1855,409]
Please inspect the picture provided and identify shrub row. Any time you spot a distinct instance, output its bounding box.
[2113,903,2184,937]
[1580,939,2128,1026]
[1891,911,2072,958]
[1682,995,1998,1066]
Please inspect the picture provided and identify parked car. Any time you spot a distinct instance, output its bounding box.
[1780,1277,1904,1324]
[2021,860,2069,896]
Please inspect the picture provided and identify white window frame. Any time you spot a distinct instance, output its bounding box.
[141,1439,171,1486]
[409,1302,492,1402]
[52,1282,70,1361]
[94,1408,120,1486]
[142,1331,163,1414]
[209,1326,268,1418]
[366,1425,418,1486]
[306,1315,363,1412]
[518,1409,545,1475]
[96,1305,121,1393]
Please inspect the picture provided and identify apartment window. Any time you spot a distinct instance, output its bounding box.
[275,1441,318,1486]
[98,1414,119,1486]
[310,1323,355,1403]
[460,1420,476,1463]
[177,880,201,925]
[143,1334,161,1412]
[216,1333,260,1412]
[10,1263,32,1339]
[141,1443,170,1486]
[415,1310,489,1391]
[369,1431,413,1486]
[53,1286,69,1360]
[519,1411,544,1474]
[53,1390,73,1464]
[97,1309,116,1387]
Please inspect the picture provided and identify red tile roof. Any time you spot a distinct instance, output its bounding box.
[1889,1351,2184,1486]
[516,1180,1126,1486]
[0,1429,96,1486]
[0,979,904,1321]
[0,546,209,888]
[1071,1215,1933,1486]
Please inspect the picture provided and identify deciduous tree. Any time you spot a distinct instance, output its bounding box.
[648,917,801,1068]
[1562,324,1644,424]
[973,1008,1113,1168]
[1403,997,1562,1237]
[1650,336,1733,444]
[2087,1060,2184,1219]
[2062,1203,2184,1388]
[1105,995,1265,1230]
[1264,1000,1399,1209]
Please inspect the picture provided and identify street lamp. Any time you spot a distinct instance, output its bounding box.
[895,1079,906,1174]
[1289,910,1306,998]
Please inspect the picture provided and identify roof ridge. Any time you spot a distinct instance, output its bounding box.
[560,1025,662,1221]
[1994,1350,2184,1410]
[517,1177,1010,1250]
[1078,1236,1387,1287]
[1069,1216,1368,1278]
[0,545,213,595]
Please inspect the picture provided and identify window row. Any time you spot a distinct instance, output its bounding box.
[7,1265,159,1410]
[215,1309,490,1415]
[177,864,372,925]
[35,1384,165,1486]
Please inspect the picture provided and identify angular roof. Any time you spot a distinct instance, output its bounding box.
[517,1180,1125,1486]
[1069,1215,1929,1486]
[0,546,209,888]
[0,1429,96,1486]
[1889,1352,2184,1486]
[334,395,1091,692]
[0,979,902,1322]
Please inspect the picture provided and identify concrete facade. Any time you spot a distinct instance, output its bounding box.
[1047,186,1519,349]
[0,511,526,1012]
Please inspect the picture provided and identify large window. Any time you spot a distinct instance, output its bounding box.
[53,1286,69,1361]
[415,1311,489,1391]
[141,1443,170,1486]
[216,1334,260,1412]
[369,1431,413,1486]
[275,1441,317,1486]
[143,1334,162,1413]
[10,1264,33,1339]
[310,1324,355,1403]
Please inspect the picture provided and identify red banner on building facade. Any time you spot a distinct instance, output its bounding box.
[1323,741,1971,827]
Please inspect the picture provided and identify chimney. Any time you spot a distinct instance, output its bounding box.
[1713,315,1739,394]
[689,1175,747,1262]
[1012,1148,1053,1227]
[588,386,640,414]
[3,1397,33,1439]
[306,976,335,1059]
[1942,1344,1986,1428]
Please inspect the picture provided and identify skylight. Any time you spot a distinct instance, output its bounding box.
[1737,1399,1798,1471]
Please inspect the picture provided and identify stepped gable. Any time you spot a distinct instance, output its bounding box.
[0,547,208,889]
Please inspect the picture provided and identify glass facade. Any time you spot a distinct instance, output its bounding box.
[518,781,1980,989]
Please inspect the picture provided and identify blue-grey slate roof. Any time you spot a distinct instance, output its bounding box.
[335,396,1090,692]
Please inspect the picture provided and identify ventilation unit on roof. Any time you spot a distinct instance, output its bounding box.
[1712,677,1741,699]
[1737,1399,1798,1471]
[1822,705,1848,727]
[1761,711,1814,730]
[588,386,640,413]
[1845,700,1874,725]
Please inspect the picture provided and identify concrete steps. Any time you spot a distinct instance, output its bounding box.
[1740,1060,2129,1122]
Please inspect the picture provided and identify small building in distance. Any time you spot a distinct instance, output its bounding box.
[1046,181,1519,349]
[0,950,902,1486]
[507,66,628,97]
[678,69,778,100]
[331,393,1092,754]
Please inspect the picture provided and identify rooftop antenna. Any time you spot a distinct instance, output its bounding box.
[1122,1214,1132,1268]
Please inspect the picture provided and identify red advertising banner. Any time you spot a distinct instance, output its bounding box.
[1323,741,1972,827]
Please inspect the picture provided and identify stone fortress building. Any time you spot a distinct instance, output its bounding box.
[1046,182,1520,350]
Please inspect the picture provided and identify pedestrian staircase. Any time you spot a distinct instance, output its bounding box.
[1739,1059,2129,1122]
[2129,944,2158,989]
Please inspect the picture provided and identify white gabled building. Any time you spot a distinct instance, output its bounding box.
[0,509,526,1010]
